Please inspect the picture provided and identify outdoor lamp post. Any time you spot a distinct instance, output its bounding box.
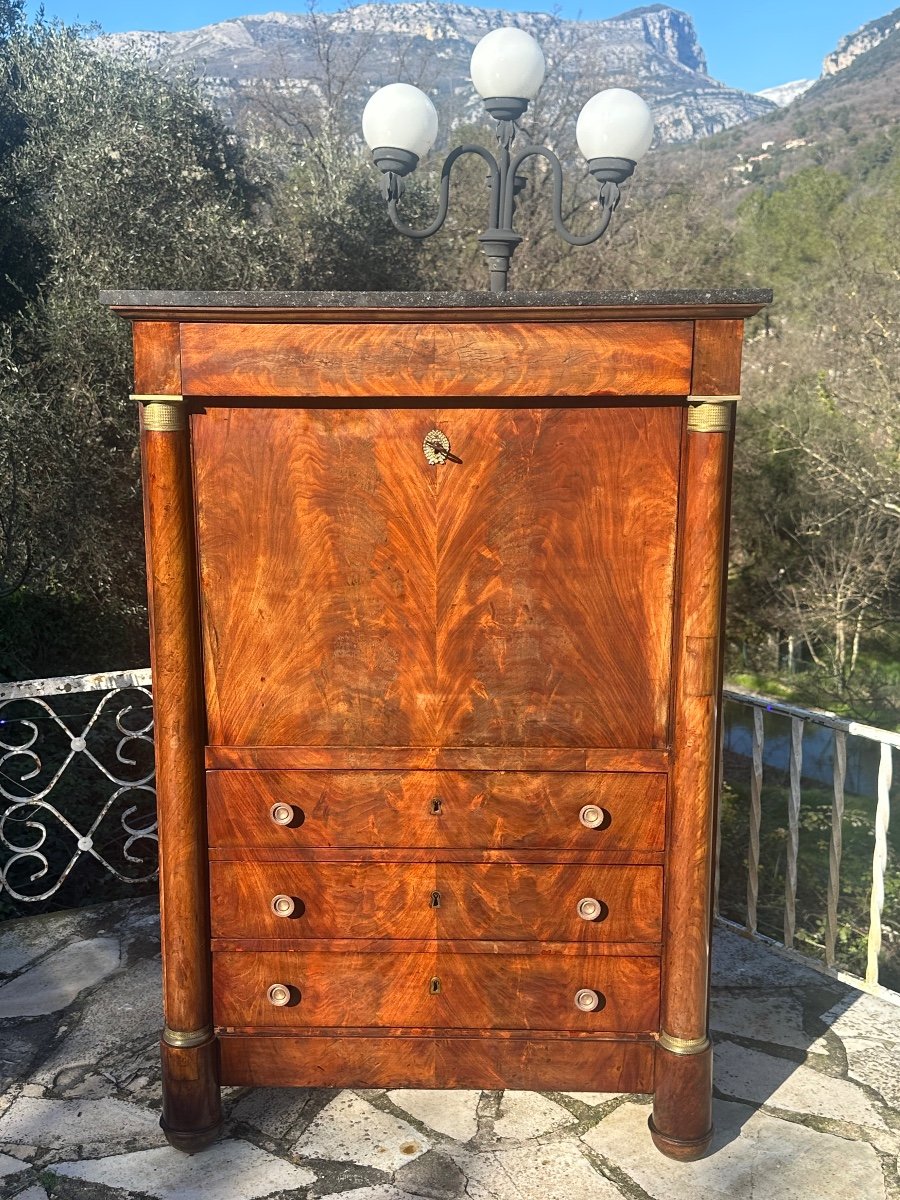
[362,26,654,292]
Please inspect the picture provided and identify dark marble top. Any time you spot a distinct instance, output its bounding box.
[101,287,772,309]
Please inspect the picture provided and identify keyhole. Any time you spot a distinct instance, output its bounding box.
[429,977,442,994]
[430,797,443,815]
[430,890,442,908]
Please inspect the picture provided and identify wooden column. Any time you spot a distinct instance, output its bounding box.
[135,321,222,1153]
[651,320,742,1161]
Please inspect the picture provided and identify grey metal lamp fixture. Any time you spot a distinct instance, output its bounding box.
[362,27,655,293]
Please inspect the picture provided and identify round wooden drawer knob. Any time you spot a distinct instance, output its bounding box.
[271,894,297,917]
[576,896,603,922]
[266,983,293,1007]
[270,803,298,826]
[574,988,602,1012]
[578,804,607,829]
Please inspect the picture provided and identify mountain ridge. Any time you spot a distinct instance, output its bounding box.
[96,3,773,144]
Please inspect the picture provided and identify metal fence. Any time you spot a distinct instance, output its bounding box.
[0,668,157,904]
[718,684,898,990]
[1,668,897,992]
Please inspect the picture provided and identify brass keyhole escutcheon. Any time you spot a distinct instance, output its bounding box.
[429,977,442,994]
[430,890,442,908]
[430,796,443,815]
[423,429,462,466]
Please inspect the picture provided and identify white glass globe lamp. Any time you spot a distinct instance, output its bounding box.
[575,88,654,171]
[470,28,546,121]
[362,83,439,175]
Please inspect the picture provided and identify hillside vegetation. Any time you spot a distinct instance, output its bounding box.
[0,0,898,725]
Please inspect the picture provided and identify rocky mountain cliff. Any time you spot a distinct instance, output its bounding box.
[97,3,775,144]
[823,5,900,75]
[758,6,900,110]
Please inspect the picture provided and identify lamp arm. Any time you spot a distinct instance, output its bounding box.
[388,143,501,239]
[505,145,620,246]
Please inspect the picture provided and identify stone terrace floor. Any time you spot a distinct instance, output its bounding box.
[0,898,898,1200]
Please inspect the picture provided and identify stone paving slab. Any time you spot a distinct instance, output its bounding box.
[0,1096,167,1154]
[54,1140,317,1199]
[293,1091,431,1171]
[713,1040,887,1130]
[0,1152,27,1177]
[387,1090,480,1143]
[492,1092,574,1141]
[844,1040,900,1108]
[1,896,898,1200]
[0,939,120,1019]
[710,991,823,1052]
[821,989,900,1044]
[582,1098,887,1200]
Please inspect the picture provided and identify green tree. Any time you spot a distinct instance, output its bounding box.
[737,167,850,302]
[0,18,276,676]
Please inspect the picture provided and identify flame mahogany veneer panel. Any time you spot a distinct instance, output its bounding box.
[212,950,660,1033]
[206,770,667,851]
[217,1033,656,1091]
[179,320,693,398]
[208,861,663,942]
[193,405,680,749]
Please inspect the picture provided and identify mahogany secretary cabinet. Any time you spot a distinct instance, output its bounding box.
[104,287,769,1161]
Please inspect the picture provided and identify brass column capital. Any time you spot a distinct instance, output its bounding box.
[686,395,740,434]
[132,393,187,432]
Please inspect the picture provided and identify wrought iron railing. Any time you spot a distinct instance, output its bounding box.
[717,685,898,990]
[0,668,157,905]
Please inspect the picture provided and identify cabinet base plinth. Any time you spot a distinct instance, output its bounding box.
[160,1035,222,1155]
[650,1040,713,1160]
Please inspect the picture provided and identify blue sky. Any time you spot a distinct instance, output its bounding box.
[23,0,893,93]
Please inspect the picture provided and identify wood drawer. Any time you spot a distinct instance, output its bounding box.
[209,861,662,942]
[207,770,666,851]
[212,950,660,1033]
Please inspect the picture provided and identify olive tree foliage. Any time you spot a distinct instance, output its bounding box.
[0,17,280,676]
[0,9,442,678]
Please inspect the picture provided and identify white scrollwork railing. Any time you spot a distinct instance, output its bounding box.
[0,668,157,904]
[720,684,899,991]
